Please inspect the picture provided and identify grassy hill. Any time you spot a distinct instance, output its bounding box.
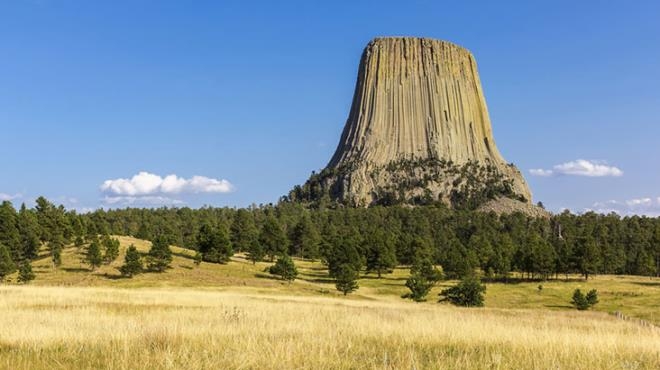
[19,236,660,324]
[1,237,658,369]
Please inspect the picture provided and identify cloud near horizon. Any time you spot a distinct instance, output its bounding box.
[530,159,623,178]
[101,172,233,196]
[0,193,22,201]
[588,197,660,217]
[100,172,233,206]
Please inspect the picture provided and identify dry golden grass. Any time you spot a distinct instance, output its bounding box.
[3,236,658,369]
[0,285,658,370]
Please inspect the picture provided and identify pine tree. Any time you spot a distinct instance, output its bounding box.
[439,276,486,307]
[0,243,16,281]
[102,236,120,264]
[17,204,41,260]
[585,289,599,307]
[269,254,298,283]
[146,236,172,272]
[571,289,590,310]
[405,245,443,302]
[290,215,321,260]
[335,263,359,296]
[85,241,103,271]
[230,209,258,253]
[259,215,288,261]
[119,245,143,277]
[364,229,397,278]
[49,236,63,268]
[197,223,233,263]
[17,260,35,284]
[246,238,265,264]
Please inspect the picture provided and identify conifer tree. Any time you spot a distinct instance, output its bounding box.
[259,215,288,261]
[119,245,143,277]
[102,236,120,264]
[146,236,172,272]
[17,260,35,283]
[269,254,298,283]
[85,240,103,271]
[0,243,16,281]
[335,263,359,296]
[364,229,397,278]
[197,223,232,263]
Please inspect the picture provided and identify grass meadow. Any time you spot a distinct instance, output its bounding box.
[0,236,658,369]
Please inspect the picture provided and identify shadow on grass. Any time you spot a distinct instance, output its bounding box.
[545,304,574,309]
[61,267,91,273]
[482,277,586,284]
[630,281,660,287]
[254,272,280,281]
[101,272,125,280]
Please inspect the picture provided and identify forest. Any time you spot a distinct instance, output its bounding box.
[1,196,659,286]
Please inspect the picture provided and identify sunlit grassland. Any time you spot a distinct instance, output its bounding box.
[16,236,660,325]
[0,285,658,370]
[1,236,658,369]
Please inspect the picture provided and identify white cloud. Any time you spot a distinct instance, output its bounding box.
[529,159,623,177]
[529,169,553,177]
[590,197,660,217]
[0,193,22,201]
[101,171,233,196]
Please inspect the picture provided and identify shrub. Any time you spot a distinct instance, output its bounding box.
[439,276,486,307]
[571,289,590,310]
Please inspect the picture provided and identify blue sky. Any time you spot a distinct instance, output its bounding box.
[1,1,659,215]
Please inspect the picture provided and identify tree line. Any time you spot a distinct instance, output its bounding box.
[1,197,659,284]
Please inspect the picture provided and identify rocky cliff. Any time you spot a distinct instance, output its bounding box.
[290,37,533,210]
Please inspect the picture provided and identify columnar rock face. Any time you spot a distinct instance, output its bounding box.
[293,37,533,209]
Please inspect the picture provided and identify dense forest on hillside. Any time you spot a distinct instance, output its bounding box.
[0,197,659,284]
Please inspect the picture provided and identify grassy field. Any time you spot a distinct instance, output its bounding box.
[0,236,658,369]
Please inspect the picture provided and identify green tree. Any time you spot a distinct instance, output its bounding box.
[404,274,434,302]
[335,263,359,296]
[439,276,486,307]
[49,236,64,268]
[290,215,321,260]
[0,243,16,281]
[197,223,233,263]
[404,246,443,302]
[585,289,599,307]
[17,204,41,260]
[571,289,590,310]
[230,209,258,253]
[193,251,202,267]
[577,236,602,280]
[102,236,120,264]
[0,201,22,263]
[269,254,298,283]
[17,260,35,284]
[85,241,103,271]
[364,229,397,278]
[119,245,143,277]
[259,215,288,261]
[146,236,172,272]
[246,238,265,264]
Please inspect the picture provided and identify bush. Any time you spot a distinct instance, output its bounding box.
[585,289,599,306]
[439,276,486,307]
[572,289,598,310]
